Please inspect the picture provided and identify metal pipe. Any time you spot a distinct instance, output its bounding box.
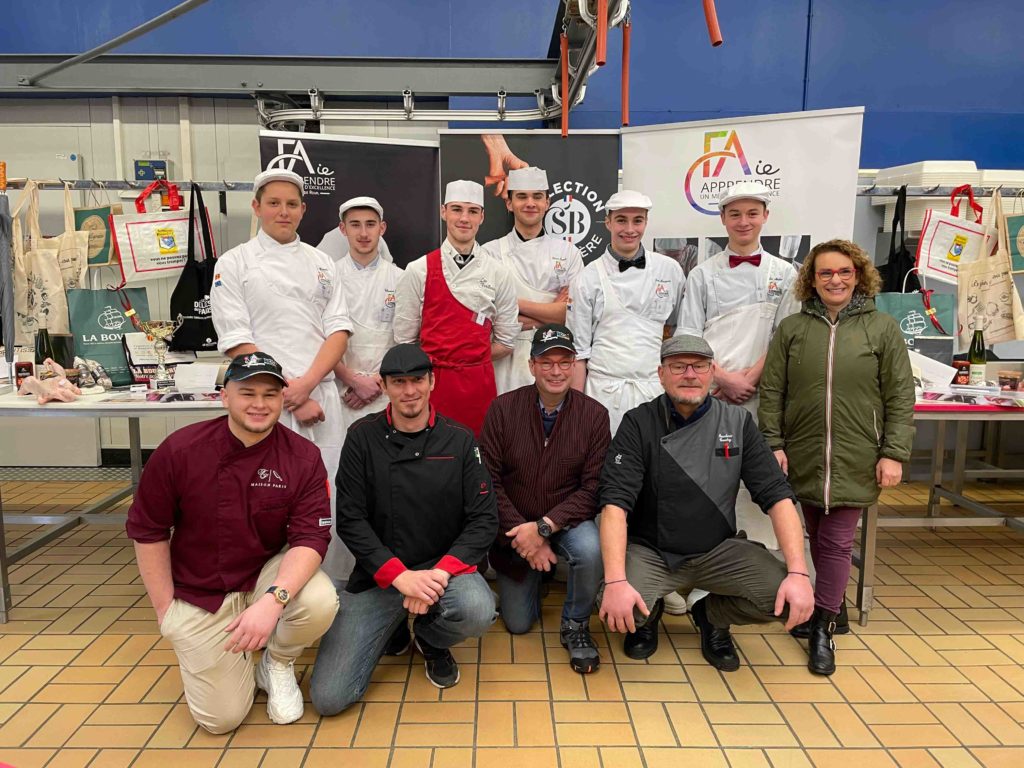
[596,0,609,66]
[703,0,723,47]
[561,33,570,137]
[621,19,631,126]
[24,0,212,86]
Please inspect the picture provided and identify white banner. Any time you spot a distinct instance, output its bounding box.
[622,107,863,271]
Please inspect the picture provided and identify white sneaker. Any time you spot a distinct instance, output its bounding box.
[254,651,304,725]
[663,591,688,615]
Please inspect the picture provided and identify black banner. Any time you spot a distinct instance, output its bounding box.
[440,131,620,263]
[258,131,439,268]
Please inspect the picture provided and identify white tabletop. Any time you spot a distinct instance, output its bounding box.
[0,391,224,419]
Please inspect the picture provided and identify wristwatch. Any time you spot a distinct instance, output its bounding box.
[536,518,553,538]
[266,585,290,606]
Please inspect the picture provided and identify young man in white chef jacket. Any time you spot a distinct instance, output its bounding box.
[481,166,584,394]
[211,168,355,580]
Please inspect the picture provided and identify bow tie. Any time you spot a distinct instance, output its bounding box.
[728,253,761,269]
[618,254,646,272]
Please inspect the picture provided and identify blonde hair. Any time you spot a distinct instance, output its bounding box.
[794,238,882,302]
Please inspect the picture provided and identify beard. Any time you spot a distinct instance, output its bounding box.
[667,391,705,406]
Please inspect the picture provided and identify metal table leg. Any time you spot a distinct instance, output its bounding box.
[129,417,143,491]
[0,483,11,623]
[952,421,969,496]
[928,420,947,517]
[856,504,878,626]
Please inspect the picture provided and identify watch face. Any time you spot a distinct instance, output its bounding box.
[278,588,290,602]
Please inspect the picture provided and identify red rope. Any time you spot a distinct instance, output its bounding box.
[621,20,631,126]
[560,32,569,138]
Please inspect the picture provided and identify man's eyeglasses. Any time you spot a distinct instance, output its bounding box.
[666,361,712,375]
[535,360,574,372]
[816,267,857,281]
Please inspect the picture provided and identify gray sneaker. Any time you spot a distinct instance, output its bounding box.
[560,619,600,674]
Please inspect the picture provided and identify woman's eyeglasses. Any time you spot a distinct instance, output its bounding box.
[816,267,857,281]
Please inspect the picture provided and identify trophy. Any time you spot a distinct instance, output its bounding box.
[137,314,185,388]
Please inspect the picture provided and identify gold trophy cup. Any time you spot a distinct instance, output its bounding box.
[137,315,185,387]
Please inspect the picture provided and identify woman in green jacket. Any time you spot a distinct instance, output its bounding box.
[759,239,914,676]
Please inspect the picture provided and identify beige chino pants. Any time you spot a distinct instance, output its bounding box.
[159,553,339,734]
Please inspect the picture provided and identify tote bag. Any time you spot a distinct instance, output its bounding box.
[67,287,150,387]
[168,185,219,352]
[110,180,200,285]
[916,184,995,285]
[956,190,1024,347]
[75,184,123,267]
[877,186,921,293]
[55,183,91,291]
[11,181,70,345]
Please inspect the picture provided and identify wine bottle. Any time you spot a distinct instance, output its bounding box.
[34,321,54,367]
[968,310,987,386]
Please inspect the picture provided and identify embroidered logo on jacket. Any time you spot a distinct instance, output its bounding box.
[252,468,287,489]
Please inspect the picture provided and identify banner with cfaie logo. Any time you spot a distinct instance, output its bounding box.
[439,130,620,264]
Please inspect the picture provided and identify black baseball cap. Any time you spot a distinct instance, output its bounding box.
[224,351,288,386]
[531,323,576,357]
[380,343,433,377]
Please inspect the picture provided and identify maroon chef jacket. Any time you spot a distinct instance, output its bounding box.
[126,415,332,613]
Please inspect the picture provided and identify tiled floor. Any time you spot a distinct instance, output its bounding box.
[2,479,1024,767]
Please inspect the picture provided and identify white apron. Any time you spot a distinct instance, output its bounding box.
[700,261,788,549]
[585,259,664,436]
[336,263,397,433]
[492,236,558,394]
[249,246,352,579]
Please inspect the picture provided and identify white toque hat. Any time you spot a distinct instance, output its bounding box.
[338,196,384,220]
[253,168,305,195]
[444,180,484,206]
[506,167,550,191]
[717,180,771,210]
[605,190,653,211]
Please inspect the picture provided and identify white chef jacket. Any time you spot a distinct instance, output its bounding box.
[567,247,683,361]
[316,226,394,264]
[676,244,799,355]
[211,230,353,380]
[480,229,585,293]
[393,239,520,348]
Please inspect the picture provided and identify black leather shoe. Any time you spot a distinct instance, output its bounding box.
[623,599,663,660]
[691,597,740,672]
[807,608,837,676]
[791,601,849,639]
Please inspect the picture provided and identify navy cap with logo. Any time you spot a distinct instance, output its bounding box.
[224,351,289,386]
[531,323,576,357]
[379,343,433,378]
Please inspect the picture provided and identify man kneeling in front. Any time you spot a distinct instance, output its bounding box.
[598,335,814,671]
[127,352,339,733]
[310,343,497,715]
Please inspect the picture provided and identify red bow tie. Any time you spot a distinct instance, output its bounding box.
[729,253,761,268]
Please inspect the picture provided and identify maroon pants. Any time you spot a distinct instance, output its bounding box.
[801,504,862,614]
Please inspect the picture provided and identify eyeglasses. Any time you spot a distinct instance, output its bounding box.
[535,360,574,372]
[816,267,857,281]
[666,361,712,375]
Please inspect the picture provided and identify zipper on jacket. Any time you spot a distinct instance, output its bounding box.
[873,410,882,448]
[821,316,838,514]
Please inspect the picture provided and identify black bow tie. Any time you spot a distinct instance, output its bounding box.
[618,254,646,272]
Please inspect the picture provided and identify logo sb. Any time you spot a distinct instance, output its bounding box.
[545,198,592,244]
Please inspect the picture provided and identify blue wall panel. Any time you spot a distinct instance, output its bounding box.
[2,0,1023,168]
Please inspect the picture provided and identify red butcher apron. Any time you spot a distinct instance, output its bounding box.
[420,248,496,435]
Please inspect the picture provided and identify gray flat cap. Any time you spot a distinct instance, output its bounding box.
[661,334,715,360]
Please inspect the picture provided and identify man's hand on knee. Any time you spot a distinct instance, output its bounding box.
[774,573,815,630]
[223,595,284,653]
[393,569,447,604]
[403,596,432,615]
[599,581,649,634]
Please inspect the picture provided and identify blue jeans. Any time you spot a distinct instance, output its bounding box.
[310,571,496,716]
[496,519,603,634]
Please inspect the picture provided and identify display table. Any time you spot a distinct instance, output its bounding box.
[0,392,223,622]
[854,404,1024,625]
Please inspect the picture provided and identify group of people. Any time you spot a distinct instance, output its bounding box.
[125,165,915,734]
